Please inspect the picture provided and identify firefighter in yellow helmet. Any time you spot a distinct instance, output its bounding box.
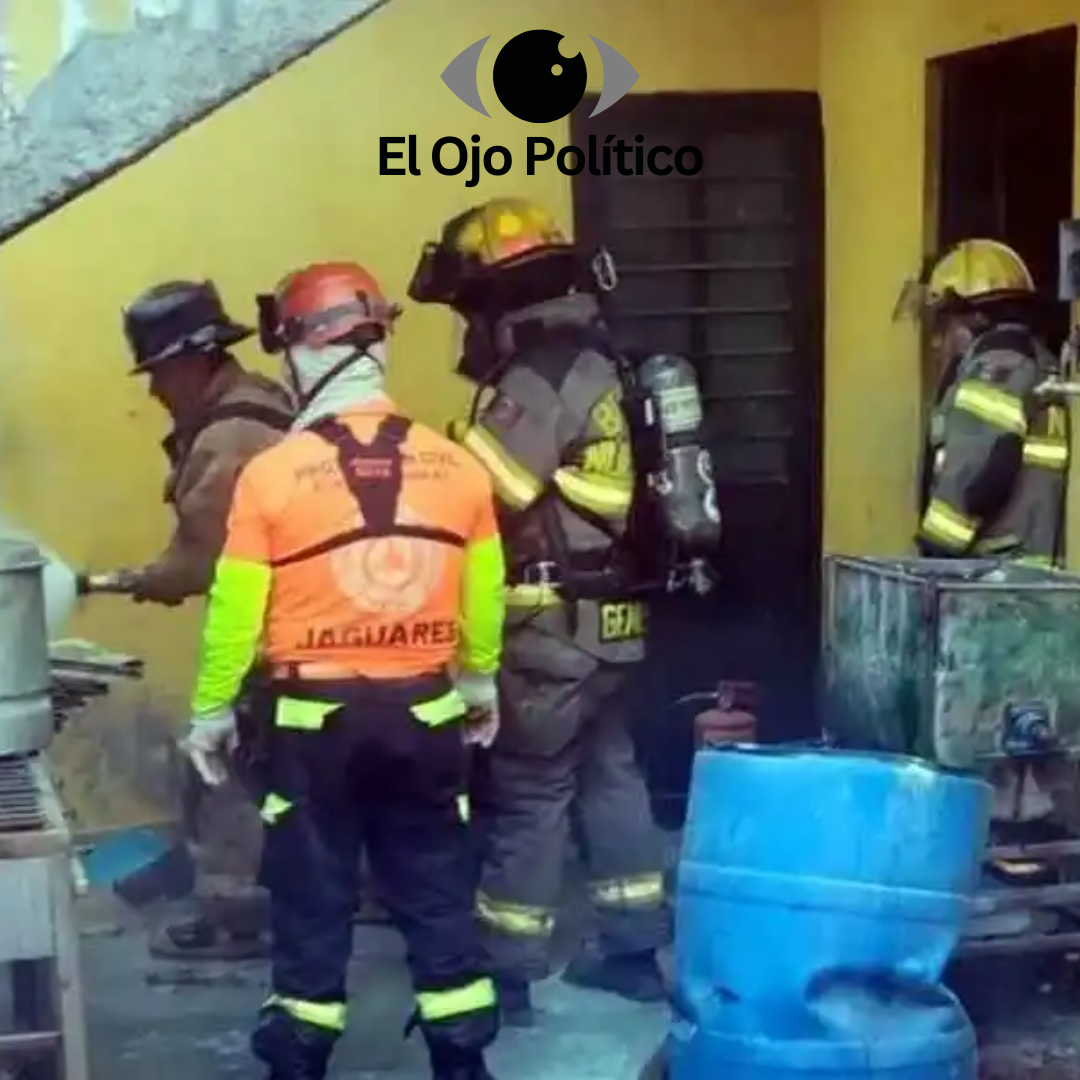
[898,239,1069,564]
[408,199,669,1027]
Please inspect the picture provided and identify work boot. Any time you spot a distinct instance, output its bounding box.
[561,949,667,1003]
[429,1044,497,1080]
[149,912,269,960]
[494,976,535,1028]
[251,1006,333,1080]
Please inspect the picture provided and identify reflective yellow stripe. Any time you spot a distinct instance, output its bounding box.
[974,533,1020,555]
[275,696,335,730]
[1023,437,1069,470]
[1016,554,1054,568]
[506,584,562,608]
[411,689,467,727]
[476,892,555,936]
[191,556,272,715]
[259,793,292,823]
[265,994,346,1032]
[456,794,470,823]
[462,427,542,509]
[953,381,1027,434]
[458,535,506,676]
[553,466,633,518]
[416,977,496,1022]
[992,858,1049,876]
[920,498,977,550]
[588,873,666,909]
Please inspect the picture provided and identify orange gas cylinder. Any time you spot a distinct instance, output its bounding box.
[694,680,758,748]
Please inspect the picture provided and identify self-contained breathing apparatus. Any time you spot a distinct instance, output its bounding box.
[462,250,722,601]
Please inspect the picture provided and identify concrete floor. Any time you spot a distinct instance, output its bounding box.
[80,902,668,1080]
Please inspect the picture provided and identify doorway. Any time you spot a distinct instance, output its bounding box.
[570,92,825,826]
[926,25,1077,385]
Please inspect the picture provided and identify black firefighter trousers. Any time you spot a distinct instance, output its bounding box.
[475,653,670,982]
[252,674,498,1079]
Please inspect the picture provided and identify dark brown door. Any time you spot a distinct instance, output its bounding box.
[932,26,1077,355]
[571,93,825,823]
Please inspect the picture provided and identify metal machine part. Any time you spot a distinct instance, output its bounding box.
[0,756,89,1079]
[75,570,139,596]
[0,539,54,756]
[821,554,1080,965]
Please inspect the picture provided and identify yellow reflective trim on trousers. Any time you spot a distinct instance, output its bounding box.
[411,689,467,726]
[1016,554,1054,568]
[506,584,562,608]
[921,499,977,549]
[476,892,555,937]
[552,466,633,518]
[1023,437,1069,470]
[416,977,496,1022]
[462,427,542,510]
[259,793,293,823]
[589,873,666,909]
[265,994,346,1032]
[456,794,470,822]
[276,696,335,730]
[974,533,1020,555]
[953,382,1027,434]
[276,690,470,732]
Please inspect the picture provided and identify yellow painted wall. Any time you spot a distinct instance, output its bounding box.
[819,0,1080,557]
[0,0,818,825]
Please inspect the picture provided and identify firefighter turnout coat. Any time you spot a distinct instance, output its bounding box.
[917,324,1069,566]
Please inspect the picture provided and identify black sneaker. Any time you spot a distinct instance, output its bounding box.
[561,951,666,1003]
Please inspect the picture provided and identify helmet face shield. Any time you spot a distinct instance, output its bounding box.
[407,241,465,306]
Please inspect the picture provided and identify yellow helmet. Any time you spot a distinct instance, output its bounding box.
[407,198,576,307]
[893,238,1036,324]
[925,238,1035,304]
[449,198,570,267]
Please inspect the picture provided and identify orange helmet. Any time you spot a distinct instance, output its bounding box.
[257,261,400,353]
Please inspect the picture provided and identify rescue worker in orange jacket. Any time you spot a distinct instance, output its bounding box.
[408,199,669,1027]
[179,262,504,1080]
[103,280,293,962]
[898,239,1069,564]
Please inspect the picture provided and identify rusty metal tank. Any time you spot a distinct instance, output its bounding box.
[0,537,53,756]
[821,555,1080,769]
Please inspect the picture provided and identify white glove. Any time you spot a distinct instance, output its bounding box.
[178,707,238,786]
[456,672,500,748]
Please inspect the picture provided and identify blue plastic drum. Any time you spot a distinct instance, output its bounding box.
[670,745,991,1080]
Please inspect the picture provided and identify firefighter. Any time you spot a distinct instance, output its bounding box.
[901,241,1074,882]
[179,261,504,1080]
[898,239,1069,564]
[408,199,669,1028]
[106,279,294,960]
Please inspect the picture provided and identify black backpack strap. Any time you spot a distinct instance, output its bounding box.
[308,414,412,535]
[272,414,466,569]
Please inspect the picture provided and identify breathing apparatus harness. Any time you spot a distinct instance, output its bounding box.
[458,251,717,604]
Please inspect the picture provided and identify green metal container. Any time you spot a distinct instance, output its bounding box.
[821,555,1080,769]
